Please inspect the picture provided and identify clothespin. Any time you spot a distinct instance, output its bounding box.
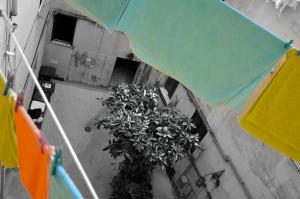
[51,147,63,176]
[284,40,294,48]
[3,73,14,96]
[12,23,18,32]
[15,90,24,111]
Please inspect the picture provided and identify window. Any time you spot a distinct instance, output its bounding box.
[51,13,77,45]
[191,111,207,142]
[165,77,179,98]
[190,111,207,154]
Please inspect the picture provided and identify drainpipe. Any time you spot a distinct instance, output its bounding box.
[186,90,254,199]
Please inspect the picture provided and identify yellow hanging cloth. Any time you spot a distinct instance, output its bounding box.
[240,49,300,162]
[0,70,18,168]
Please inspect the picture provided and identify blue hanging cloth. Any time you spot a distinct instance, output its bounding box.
[50,148,84,199]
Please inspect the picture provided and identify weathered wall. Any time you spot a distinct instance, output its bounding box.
[42,0,133,86]
[171,84,196,117]
[147,68,300,199]
[171,95,300,199]
[152,167,177,199]
[0,0,49,108]
[201,106,300,199]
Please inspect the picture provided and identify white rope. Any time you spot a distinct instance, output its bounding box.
[0,10,99,199]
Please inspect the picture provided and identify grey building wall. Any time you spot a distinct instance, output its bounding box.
[42,0,135,87]
[202,105,300,199]
[146,69,300,199]
[0,0,50,108]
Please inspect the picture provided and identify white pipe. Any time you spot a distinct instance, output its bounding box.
[0,10,99,199]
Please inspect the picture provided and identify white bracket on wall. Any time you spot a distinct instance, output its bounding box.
[4,51,15,56]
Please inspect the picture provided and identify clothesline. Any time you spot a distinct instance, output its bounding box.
[0,9,99,199]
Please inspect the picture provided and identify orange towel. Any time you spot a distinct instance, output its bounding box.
[15,107,50,199]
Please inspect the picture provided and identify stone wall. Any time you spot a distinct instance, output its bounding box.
[0,0,49,108]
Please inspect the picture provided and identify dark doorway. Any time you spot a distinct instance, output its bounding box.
[165,77,179,99]
[190,111,207,153]
[191,111,207,141]
[110,57,139,86]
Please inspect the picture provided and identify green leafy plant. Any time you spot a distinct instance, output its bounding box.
[98,83,201,167]
[97,84,202,199]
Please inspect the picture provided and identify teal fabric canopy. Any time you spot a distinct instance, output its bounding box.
[50,165,84,199]
[68,0,288,109]
[68,0,130,30]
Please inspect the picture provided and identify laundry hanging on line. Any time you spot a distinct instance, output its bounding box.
[0,66,84,199]
[240,49,300,162]
[68,0,289,109]
[50,148,84,199]
[14,105,84,199]
[15,106,52,199]
[50,165,84,199]
[0,8,93,195]
[0,70,18,169]
[15,104,52,198]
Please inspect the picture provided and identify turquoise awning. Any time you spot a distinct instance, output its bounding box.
[68,0,288,109]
